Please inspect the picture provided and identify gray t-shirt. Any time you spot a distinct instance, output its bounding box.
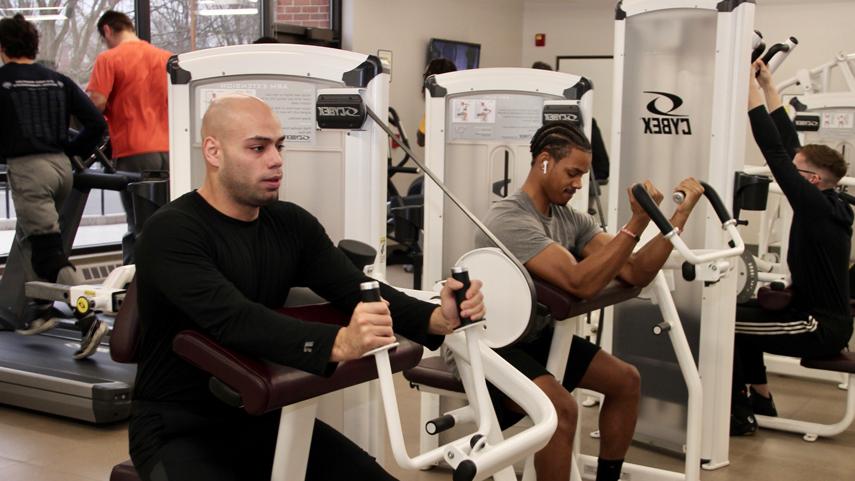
[477,190,603,263]
[443,191,604,376]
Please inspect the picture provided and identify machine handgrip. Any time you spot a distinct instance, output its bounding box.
[426,414,456,435]
[360,281,382,303]
[631,183,673,235]
[451,267,472,326]
[761,42,789,66]
[699,181,732,223]
[751,30,765,64]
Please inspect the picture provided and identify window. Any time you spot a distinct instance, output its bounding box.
[1,1,135,256]
[0,0,136,86]
[150,0,262,53]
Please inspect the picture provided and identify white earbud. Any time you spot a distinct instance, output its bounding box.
[542,160,548,174]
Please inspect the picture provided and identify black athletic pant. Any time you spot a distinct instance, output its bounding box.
[115,152,169,265]
[732,300,851,394]
[134,410,397,481]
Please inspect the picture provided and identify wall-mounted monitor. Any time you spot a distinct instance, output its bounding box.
[427,38,481,70]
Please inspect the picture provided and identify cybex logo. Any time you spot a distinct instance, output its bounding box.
[641,91,692,135]
[793,115,821,132]
[285,134,311,142]
[544,113,578,122]
[317,106,361,117]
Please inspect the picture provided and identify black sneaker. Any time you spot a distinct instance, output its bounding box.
[16,304,62,335]
[73,318,108,360]
[749,387,778,417]
[730,389,758,436]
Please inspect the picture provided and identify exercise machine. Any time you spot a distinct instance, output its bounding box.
[608,0,754,469]
[422,67,594,288]
[405,181,745,481]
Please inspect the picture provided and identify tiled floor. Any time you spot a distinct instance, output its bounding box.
[0,372,853,480]
[0,264,853,480]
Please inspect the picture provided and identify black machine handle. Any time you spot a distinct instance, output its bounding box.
[425,414,456,435]
[451,266,471,326]
[631,183,674,235]
[360,281,383,303]
[751,30,766,64]
[699,181,733,224]
[667,182,733,225]
[761,42,790,66]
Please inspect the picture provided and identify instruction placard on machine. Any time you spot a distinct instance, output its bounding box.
[196,79,317,146]
[447,94,545,142]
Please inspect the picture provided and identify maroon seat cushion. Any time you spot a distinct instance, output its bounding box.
[109,460,139,481]
[403,356,464,393]
[110,280,139,363]
[172,303,424,415]
[801,351,855,374]
[533,277,641,320]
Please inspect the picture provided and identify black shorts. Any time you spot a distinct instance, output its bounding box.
[489,329,600,429]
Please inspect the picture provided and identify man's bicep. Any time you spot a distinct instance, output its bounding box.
[524,242,578,287]
[581,232,612,258]
[86,58,113,107]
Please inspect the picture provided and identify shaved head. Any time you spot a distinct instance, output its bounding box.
[197,94,286,221]
[201,94,276,142]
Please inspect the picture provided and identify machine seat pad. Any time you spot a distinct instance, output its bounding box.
[172,303,423,415]
[403,356,464,393]
[534,277,641,320]
[109,460,140,481]
[801,351,855,374]
[110,280,139,363]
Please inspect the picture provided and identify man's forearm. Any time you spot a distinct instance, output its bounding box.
[623,209,691,286]
[762,84,783,112]
[571,215,649,297]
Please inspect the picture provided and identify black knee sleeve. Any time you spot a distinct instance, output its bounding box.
[29,233,70,282]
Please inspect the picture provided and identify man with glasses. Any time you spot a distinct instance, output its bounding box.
[731,59,854,435]
[87,10,172,264]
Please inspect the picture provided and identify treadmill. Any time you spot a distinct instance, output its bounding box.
[0,157,167,423]
[0,327,133,423]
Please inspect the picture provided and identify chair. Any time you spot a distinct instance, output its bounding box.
[107,281,424,481]
[756,352,855,442]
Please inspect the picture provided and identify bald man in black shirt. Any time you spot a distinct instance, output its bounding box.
[130,95,485,481]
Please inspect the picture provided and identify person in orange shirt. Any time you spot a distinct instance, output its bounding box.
[87,10,172,264]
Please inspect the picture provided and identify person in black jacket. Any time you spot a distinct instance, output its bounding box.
[732,59,854,435]
[0,14,107,357]
[130,94,485,481]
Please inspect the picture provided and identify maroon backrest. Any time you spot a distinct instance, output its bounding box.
[110,279,140,363]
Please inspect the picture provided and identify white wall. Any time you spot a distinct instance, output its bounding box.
[343,0,524,169]
[746,0,855,167]
[521,1,614,68]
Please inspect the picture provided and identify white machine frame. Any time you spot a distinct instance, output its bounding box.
[608,0,755,470]
[422,67,594,290]
[167,43,390,457]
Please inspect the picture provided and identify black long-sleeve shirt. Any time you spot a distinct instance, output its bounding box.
[0,62,105,159]
[133,191,443,405]
[749,106,853,324]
